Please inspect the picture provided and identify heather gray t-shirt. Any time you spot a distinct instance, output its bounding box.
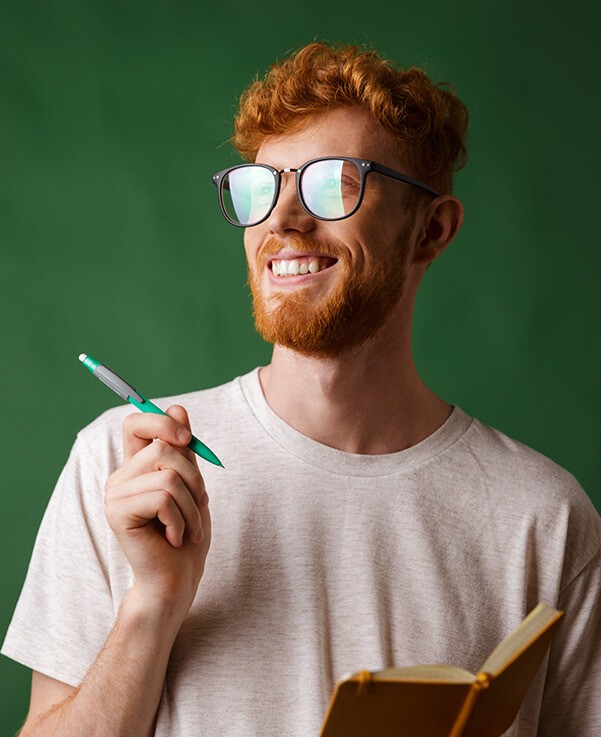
[3,368,601,736]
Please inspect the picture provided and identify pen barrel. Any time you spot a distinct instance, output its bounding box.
[129,394,223,467]
[80,356,223,467]
[94,364,143,403]
[188,434,223,467]
[128,394,164,414]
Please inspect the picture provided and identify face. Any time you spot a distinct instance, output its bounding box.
[243,107,423,359]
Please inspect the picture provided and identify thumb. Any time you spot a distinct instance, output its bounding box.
[165,405,196,462]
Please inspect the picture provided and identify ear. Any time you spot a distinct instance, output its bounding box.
[413,195,464,266]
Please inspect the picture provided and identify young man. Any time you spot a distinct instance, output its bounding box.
[3,43,600,737]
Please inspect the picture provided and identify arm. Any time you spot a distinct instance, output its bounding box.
[19,405,211,737]
[24,673,75,729]
[20,590,185,737]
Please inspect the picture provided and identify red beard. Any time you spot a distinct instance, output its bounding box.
[247,233,408,358]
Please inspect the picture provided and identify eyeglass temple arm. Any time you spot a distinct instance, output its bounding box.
[369,162,441,197]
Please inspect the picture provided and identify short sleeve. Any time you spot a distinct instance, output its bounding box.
[1,433,117,687]
[537,551,601,736]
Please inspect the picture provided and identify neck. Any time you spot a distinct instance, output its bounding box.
[258,303,452,455]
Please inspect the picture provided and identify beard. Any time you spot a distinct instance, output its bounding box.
[247,233,409,359]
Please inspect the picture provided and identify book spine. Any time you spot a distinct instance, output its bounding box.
[447,672,491,737]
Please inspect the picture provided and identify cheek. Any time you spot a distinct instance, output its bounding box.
[362,198,415,252]
[323,225,365,273]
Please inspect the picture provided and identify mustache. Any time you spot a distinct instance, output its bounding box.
[259,235,346,262]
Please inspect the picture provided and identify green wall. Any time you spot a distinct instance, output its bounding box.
[1,1,599,732]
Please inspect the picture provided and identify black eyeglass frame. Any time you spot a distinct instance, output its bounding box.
[211,156,441,227]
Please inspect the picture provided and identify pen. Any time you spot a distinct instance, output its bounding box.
[78,353,224,468]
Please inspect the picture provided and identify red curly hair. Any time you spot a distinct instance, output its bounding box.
[232,42,469,196]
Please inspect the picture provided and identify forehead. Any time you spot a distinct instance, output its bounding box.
[255,107,405,169]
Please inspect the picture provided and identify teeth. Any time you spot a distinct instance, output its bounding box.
[271,257,331,277]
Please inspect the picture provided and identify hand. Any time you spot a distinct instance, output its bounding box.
[104,405,212,617]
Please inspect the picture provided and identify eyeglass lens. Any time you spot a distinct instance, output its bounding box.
[222,166,275,226]
[221,159,362,226]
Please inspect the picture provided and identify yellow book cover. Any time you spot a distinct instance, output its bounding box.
[319,602,564,737]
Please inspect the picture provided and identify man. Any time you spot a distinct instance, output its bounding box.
[3,43,600,737]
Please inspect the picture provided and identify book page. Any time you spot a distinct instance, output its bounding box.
[359,664,475,683]
[480,602,562,675]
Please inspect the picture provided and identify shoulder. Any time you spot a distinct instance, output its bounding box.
[460,412,601,583]
[462,416,588,506]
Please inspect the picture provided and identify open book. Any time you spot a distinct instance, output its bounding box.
[319,602,563,737]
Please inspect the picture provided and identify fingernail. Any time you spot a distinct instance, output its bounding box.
[201,491,209,506]
[178,427,191,443]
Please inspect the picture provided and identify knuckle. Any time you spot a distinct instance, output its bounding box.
[104,497,119,527]
[156,488,174,510]
[160,468,180,488]
[150,439,169,460]
[122,412,138,434]
[104,472,117,496]
[167,405,186,422]
[191,465,204,487]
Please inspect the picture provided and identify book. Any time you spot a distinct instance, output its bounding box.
[318,602,563,737]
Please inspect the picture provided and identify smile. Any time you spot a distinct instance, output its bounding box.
[269,256,337,277]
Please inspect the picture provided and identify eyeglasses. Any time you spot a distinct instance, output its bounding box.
[211,157,441,227]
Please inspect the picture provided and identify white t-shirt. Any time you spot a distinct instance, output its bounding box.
[3,368,601,736]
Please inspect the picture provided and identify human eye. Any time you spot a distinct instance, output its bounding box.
[252,183,272,197]
[248,170,274,200]
[340,175,360,196]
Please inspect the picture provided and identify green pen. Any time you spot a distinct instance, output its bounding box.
[79,353,224,468]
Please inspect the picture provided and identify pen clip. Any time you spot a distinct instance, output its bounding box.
[95,364,144,404]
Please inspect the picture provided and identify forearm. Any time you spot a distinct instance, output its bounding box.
[21,589,186,737]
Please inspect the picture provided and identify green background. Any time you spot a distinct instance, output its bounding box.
[1,0,599,732]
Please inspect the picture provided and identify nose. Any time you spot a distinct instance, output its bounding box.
[264,171,315,237]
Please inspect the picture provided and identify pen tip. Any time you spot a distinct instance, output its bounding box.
[78,353,87,362]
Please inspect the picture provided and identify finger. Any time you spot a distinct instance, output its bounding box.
[122,411,192,463]
[107,469,204,543]
[106,489,187,548]
[164,405,198,465]
[109,440,206,508]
